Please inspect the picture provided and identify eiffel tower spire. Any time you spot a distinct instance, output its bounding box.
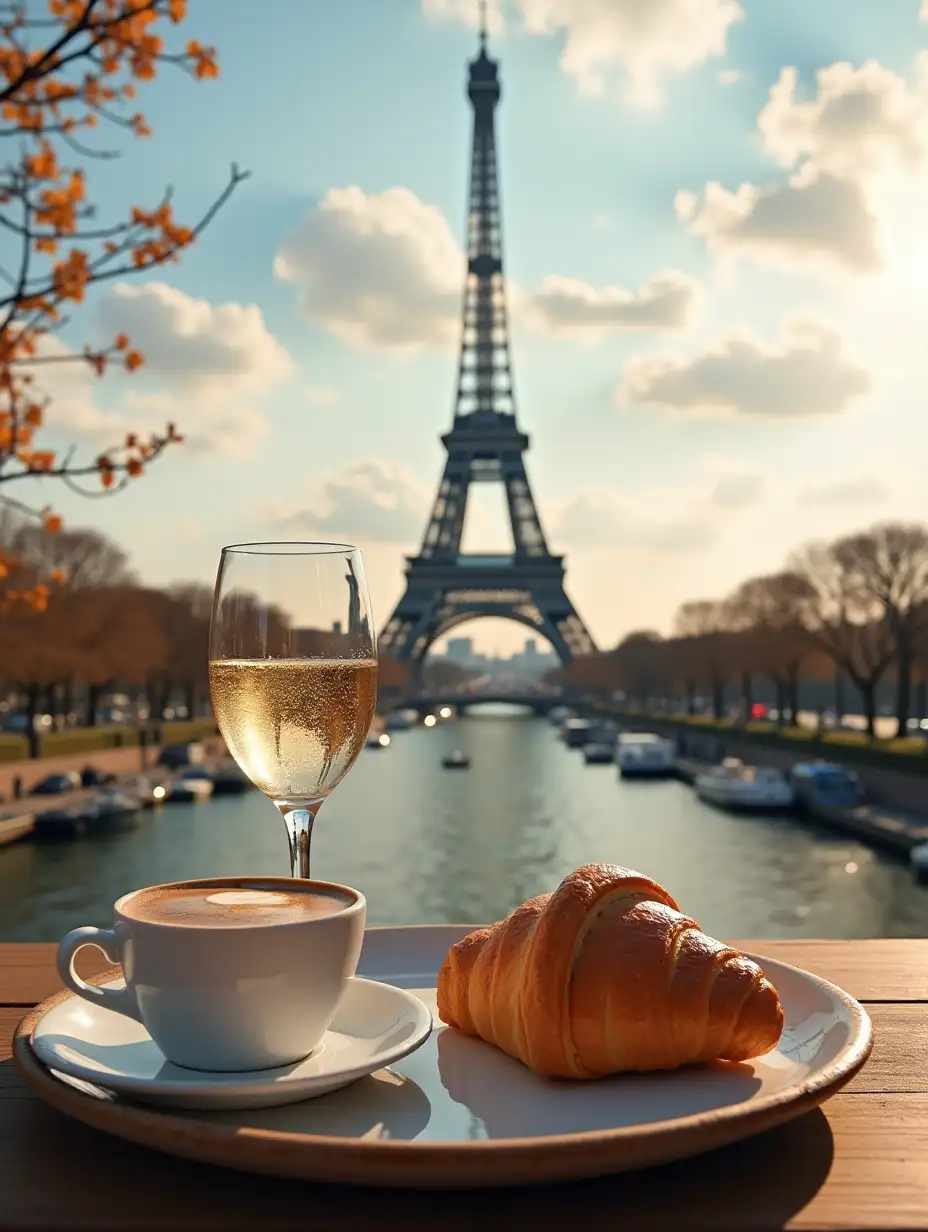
[379,18,597,668]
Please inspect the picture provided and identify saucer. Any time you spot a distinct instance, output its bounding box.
[30,976,432,1111]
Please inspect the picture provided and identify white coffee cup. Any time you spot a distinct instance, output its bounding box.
[56,877,367,1073]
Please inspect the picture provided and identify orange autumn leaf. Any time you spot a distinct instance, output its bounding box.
[124,349,144,371]
[126,456,143,477]
[42,511,63,533]
[25,141,57,179]
[52,248,89,301]
[114,333,129,350]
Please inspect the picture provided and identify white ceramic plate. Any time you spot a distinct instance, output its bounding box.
[30,975,433,1110]
[17,925,872,1187]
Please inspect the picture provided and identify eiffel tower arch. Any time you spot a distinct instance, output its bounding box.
[379,17,596,676]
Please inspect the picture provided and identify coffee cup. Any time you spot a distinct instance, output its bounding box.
[56,877,366,1072]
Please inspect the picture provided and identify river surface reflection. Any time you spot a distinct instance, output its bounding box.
[1,706,927,941]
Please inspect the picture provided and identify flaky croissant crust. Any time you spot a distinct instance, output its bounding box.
[437,863,784,1079]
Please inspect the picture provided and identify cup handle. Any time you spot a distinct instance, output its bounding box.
[56,926,142,1023]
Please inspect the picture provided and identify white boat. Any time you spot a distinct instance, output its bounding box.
[616,733,676,779]
[695,759,794,811]
[548,706,571,727]
[561,718,593,748]
[164,773,214,805]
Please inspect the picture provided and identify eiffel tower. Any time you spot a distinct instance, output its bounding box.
[379,8,596,671]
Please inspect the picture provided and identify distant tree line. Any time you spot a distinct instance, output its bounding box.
[0,511,469,748]
[0,511,213,754]
[557,521,928,740]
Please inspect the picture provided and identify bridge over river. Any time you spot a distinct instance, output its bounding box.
[392,690,576,717]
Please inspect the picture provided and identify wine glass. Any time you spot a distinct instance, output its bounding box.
[208,542,377,879]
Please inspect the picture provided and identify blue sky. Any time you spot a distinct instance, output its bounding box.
[25,0,928,653]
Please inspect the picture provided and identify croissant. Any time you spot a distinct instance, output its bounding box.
[437,863,784,1079]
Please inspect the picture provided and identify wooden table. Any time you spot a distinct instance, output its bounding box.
[1,940,927,1231]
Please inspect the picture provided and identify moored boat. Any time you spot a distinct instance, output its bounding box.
[911,842,928,884]
[695,759,794,811]
[441,749,470,770]
[790,761,859,819]
[33,807,89,841]
[84,788,143,834]
[583,742,616,765]
[617,733,676,779]
[561,718,593,748]
[164,772,214,805]
[210,761,252,796]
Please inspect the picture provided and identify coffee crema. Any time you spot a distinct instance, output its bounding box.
[123,884,352,928]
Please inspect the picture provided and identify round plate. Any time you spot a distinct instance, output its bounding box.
[14,925,872,1188]
[30,976,433,1111]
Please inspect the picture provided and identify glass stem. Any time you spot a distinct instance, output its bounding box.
[276,801,322,880]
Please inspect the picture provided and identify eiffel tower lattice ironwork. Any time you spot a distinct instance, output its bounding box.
[379,16,597,670]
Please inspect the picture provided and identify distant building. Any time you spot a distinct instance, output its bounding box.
[446,637,474,664]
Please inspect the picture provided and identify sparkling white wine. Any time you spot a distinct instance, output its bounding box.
[209,658,378,800]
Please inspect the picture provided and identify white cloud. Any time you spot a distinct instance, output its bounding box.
[274,186,462,352]
[38,352,268,459]
[618,316,870,417]
[279,186,697,350]
[717,68,741,86]
[759,62,928,180]
[519,0,743,105]
[675,170,880,272]
[680,58,928,275]
[37,283,292,457]
[97,282,292,393]
[263,460,430,543]
[520,269,700,338]
[797,476,889,507]
[711,472,764,508]
[303,387,340,407]
[555,487,717,552]
[422,0,743,106]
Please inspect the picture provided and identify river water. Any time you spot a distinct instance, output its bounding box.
[2,706,927,942]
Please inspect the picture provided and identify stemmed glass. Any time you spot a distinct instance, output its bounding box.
[208,543,377,879]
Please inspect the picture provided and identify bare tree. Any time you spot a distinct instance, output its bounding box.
[829,524,928,737]
[558,653,618,698]
[610,631,665,708]
[14,524,135,590]
[726,572,816,725]
[673,600,731,719]
[790,539,897,738]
